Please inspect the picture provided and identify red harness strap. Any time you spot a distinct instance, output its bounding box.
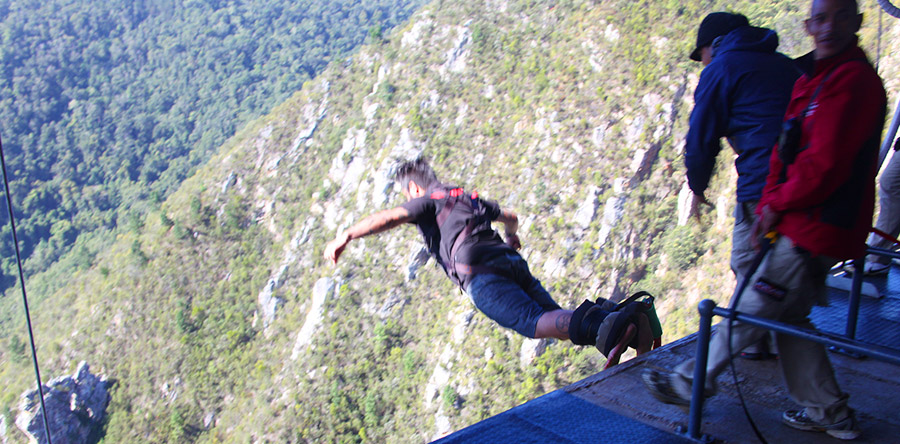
[433,188,464,227]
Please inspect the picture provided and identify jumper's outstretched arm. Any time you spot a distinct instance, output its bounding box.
[323,207,413,264]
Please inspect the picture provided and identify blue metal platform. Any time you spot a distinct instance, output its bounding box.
[433,263,900,444]
[817,266,900,349]
[431,389,691,444]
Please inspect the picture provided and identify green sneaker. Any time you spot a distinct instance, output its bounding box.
[782,409,861,440]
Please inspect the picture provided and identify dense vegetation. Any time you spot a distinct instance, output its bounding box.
[0,0,897,443]
[0,0,424,291]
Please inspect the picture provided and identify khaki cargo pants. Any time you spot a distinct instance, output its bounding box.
[673,235,851,423]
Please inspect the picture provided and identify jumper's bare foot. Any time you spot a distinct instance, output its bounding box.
[603,324,636,370]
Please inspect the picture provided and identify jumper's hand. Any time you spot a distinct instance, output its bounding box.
[506,233,521,251]
[324,232,351,265]
[689,193,715,223]
[751,205,781,250]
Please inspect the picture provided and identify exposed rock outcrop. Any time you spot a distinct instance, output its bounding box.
[1,414,8,444]
[519,338,549,367]
[597,178,627,247]
[291,277,335,360]
[257,273,284,335]
[573,185,600,231]
[677,182,692,226]
[440,21,471,77]
[16,362,109,444]
[407,246,431,281]
[287,85,329,158]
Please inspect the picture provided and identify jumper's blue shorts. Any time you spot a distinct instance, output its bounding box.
[465,253,562,338]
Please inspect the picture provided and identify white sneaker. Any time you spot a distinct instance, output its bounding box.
[782,409,861,440]
[842,261,890,276]
[863,261,890,276]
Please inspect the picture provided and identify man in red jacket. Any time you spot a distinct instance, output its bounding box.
[644,0,886,439]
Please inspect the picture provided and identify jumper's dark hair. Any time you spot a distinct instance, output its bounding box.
[394,158,439,192]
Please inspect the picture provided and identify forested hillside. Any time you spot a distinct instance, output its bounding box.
[0,0,424,291]
[0,0,898,443]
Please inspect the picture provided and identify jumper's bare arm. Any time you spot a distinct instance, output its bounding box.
[323,207,413,264]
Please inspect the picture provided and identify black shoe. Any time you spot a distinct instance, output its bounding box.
[782,409,861,440]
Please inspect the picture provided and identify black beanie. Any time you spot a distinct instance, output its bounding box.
[690,12,750,61]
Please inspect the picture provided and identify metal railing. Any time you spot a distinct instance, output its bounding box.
[840,247,900,342]
[684,247,900,442]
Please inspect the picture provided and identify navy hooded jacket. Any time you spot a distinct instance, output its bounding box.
[685,26,800,202]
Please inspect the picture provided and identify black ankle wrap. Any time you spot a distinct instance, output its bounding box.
[570,299,618,348]
[569,300,597,345]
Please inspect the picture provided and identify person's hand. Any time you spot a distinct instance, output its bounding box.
[505,233,521,251]
[689,193,715,223]
[323,232,351,264]
[751,204,780,250]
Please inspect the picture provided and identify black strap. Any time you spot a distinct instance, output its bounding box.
[435,190,459,227]
[433,189,491,287]
[615,290,654,311]
[448,194,488,285]
[447,220,476,283]
[778,57,870,184]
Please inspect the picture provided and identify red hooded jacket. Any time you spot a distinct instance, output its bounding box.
[758,44,886,259]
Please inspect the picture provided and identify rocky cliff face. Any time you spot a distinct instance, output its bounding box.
[15,362,109,444]
[1,414,8,444]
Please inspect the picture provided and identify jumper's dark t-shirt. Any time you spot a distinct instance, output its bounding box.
[401,186,516,283]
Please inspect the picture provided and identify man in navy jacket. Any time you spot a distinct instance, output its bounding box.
[647,1,885,439]
[684,12,800,358]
